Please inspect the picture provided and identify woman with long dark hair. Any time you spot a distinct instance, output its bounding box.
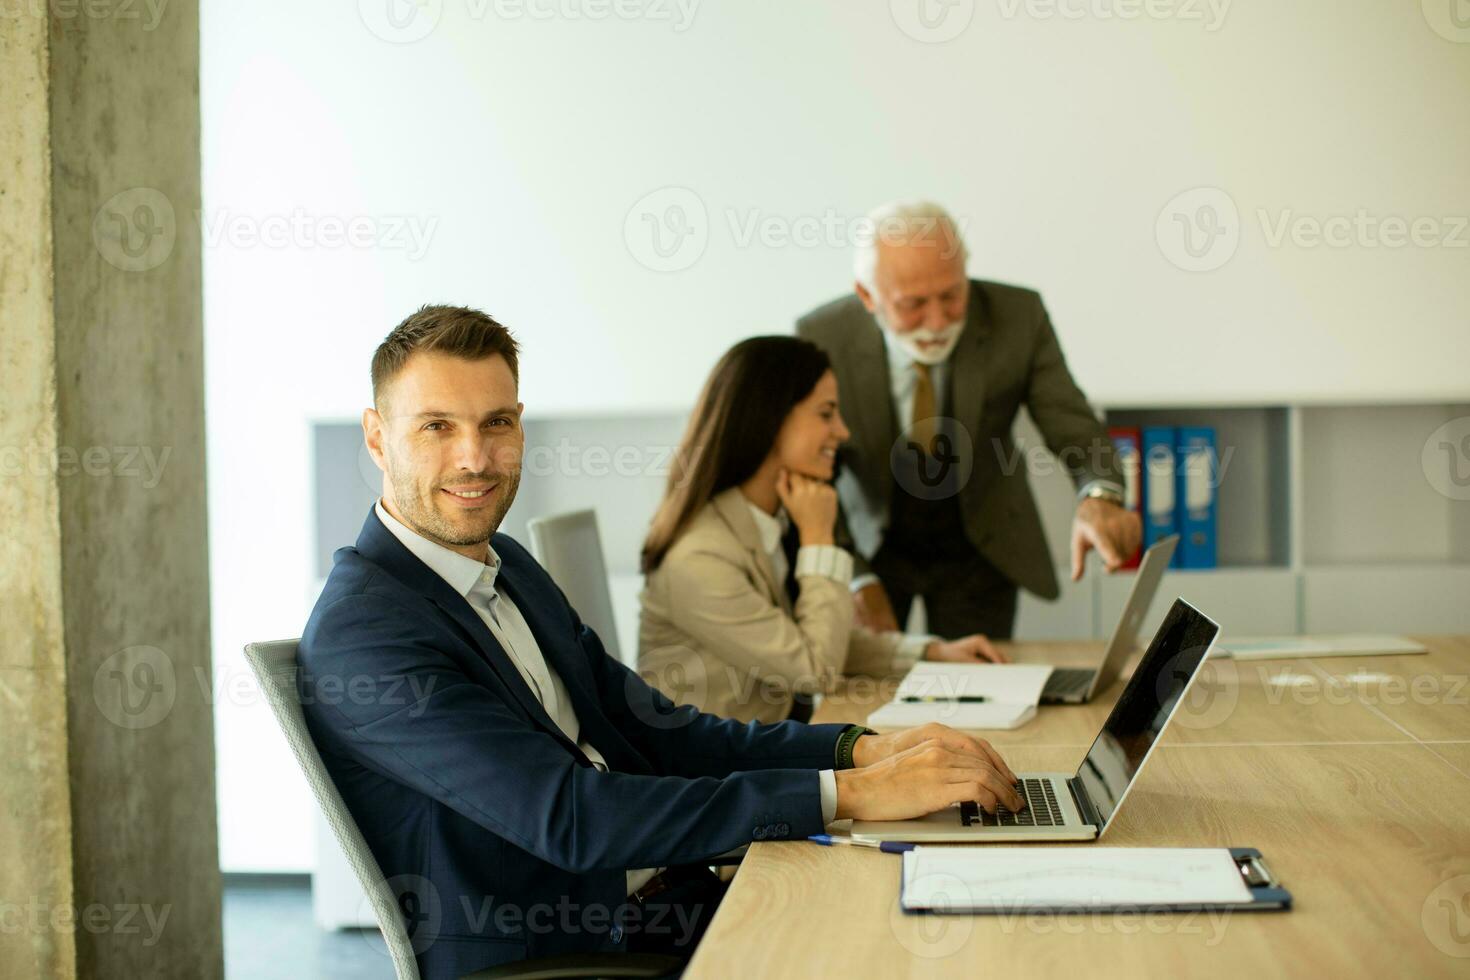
[638,336,1004,724]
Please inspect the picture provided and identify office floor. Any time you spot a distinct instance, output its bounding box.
[224,875,394,979]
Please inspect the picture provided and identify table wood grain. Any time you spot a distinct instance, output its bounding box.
[686,637,1470,979]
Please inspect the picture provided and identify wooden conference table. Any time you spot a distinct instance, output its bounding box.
[685,637,1470,979]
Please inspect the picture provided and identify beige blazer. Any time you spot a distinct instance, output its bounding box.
[638,488,910,724]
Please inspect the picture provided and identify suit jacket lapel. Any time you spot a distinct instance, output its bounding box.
[711,489,784,607]
[492,540,654,775]
[354,509,569,740]
[950,280,991,437]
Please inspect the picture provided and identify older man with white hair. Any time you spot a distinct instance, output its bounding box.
[796,201,1140,639]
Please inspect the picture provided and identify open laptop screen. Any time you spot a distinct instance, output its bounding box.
[1074,599,1220,833]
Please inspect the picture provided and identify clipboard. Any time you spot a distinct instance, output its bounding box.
[900,846,1292,914]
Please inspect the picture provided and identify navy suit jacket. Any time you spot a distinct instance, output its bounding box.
[299,508,845,980]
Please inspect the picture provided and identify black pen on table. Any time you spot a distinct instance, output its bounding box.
[899,694,989,703]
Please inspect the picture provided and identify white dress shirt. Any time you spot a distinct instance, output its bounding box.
[852,327,1121,593]
[750,502,927,668]
[881,327,953,439]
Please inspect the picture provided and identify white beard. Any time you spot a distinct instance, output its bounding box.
[876,310,966,365]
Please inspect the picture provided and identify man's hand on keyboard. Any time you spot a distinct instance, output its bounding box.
[851,723,1017,784]
[833,739,1025,822]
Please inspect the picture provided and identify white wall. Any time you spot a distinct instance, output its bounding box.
[203,0,1470,870]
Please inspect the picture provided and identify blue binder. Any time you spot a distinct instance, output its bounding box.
[1175,427,1218,569]
[1141,427,1179,567]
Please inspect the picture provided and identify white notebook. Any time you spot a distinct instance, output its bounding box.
[901,847,1257,911]
[866,663,1052,730]
[867,700,1038,730]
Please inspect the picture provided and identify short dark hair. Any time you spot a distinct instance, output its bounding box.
[371,304,520,408]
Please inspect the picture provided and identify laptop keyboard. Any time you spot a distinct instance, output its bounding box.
[1044,668,1095,699]
[960,778,1065,827]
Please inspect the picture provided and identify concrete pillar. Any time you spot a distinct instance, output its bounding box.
[1,2,222,977]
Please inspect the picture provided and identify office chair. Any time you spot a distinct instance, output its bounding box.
[523,511,748,871]
[243,639,678,980]
[525,510,622,663]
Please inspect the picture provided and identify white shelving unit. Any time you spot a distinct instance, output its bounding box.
[315,401,1470,648]
[1013,400,1470,643]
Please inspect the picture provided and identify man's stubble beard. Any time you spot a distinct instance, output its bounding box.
[386,458,522,551]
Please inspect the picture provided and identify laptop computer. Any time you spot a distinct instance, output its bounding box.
[849,597,1220,843]
[1039,534,1179,705]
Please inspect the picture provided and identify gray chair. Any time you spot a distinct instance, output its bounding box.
[526,510,622,662]
[243,639,678,980]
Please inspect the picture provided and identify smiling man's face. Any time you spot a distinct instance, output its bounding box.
[364,351,524,560]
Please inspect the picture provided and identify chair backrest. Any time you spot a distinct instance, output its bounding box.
[525,509,621,662]
[243,640,420,980]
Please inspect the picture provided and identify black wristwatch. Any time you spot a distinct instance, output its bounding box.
[835,725,877,770]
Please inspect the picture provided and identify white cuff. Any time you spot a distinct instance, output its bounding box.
[850,573,880,593]
[818,769,838,826]
[794,544,854,585]
[895,633,935,668]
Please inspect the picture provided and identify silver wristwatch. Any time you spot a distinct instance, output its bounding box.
[1081,484,1125,507]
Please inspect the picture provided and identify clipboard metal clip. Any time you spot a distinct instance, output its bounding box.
[1237,854,1277,888]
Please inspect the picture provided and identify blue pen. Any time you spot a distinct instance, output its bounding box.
[808,834,914,854]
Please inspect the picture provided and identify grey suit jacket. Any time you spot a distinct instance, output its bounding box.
[796,279,1118,600]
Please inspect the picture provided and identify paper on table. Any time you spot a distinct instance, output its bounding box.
[867,700,1036,731]
[1217,634,1426,660]
[892,663,1054,703]
[868,663,1052,730]
[901,847,1255,910]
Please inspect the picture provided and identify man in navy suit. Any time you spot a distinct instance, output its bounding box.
[299,305,1023,979]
